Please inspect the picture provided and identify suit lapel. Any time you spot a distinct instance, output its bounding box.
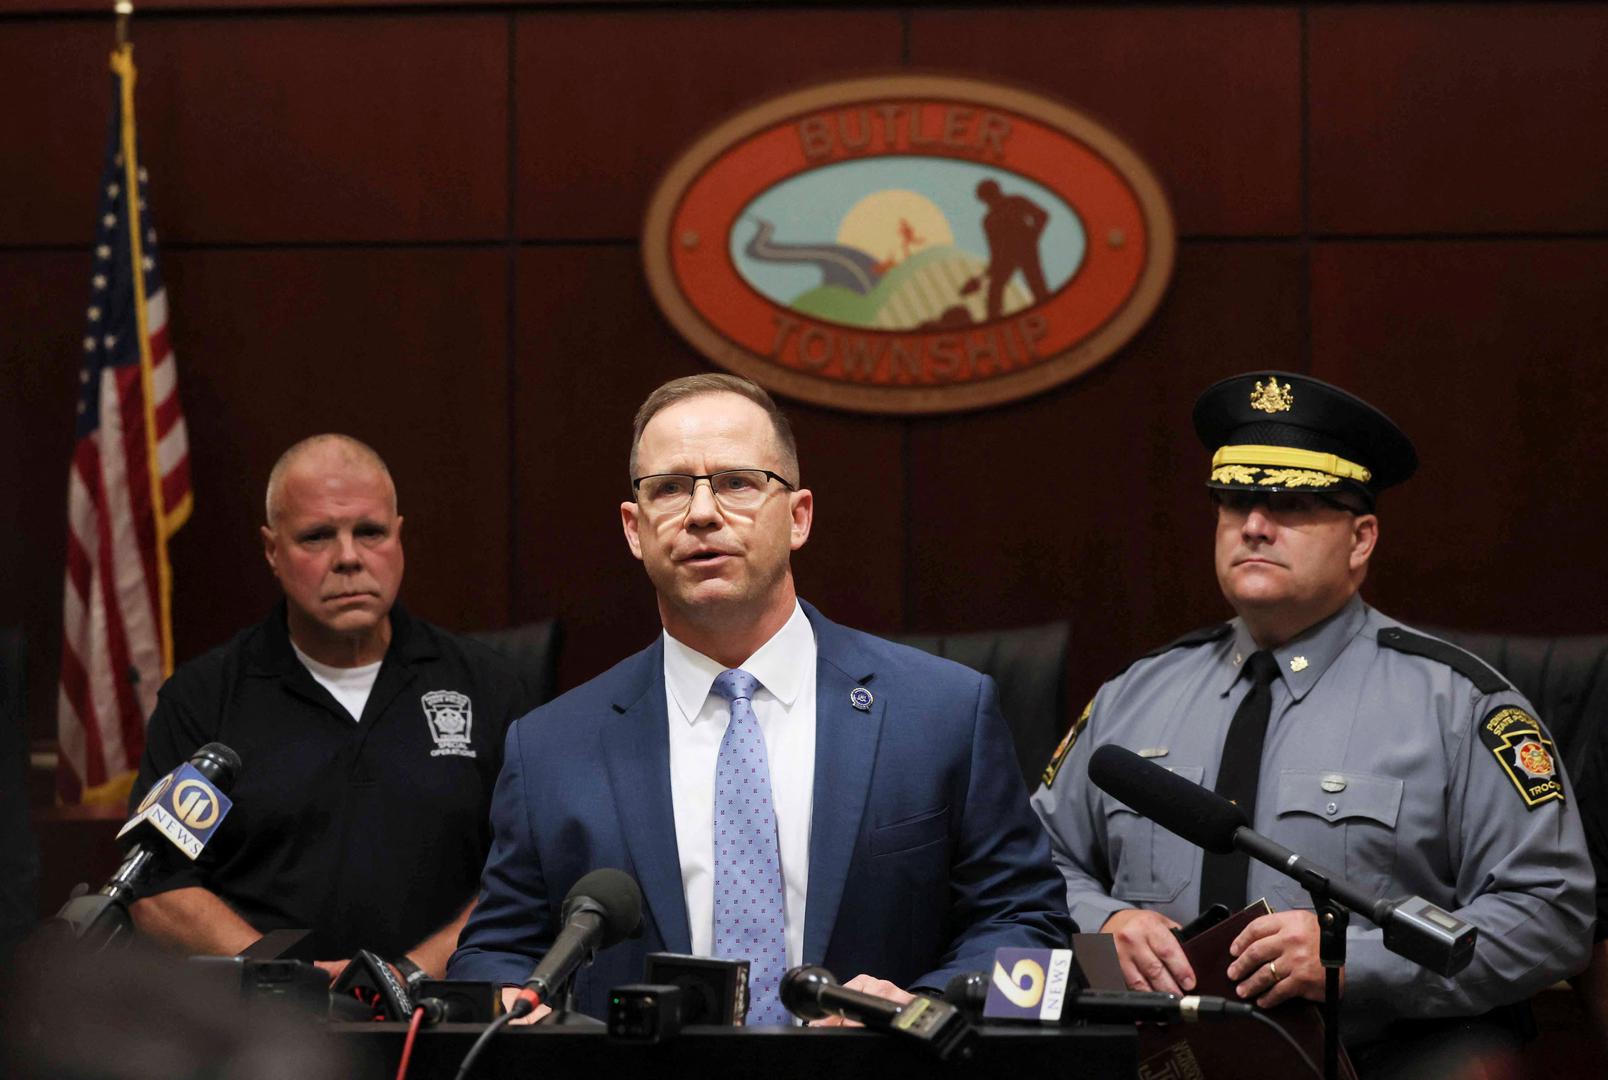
[601,640,692,954]
[802,605,882,963]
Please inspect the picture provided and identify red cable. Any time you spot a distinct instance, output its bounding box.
[394,1005,426,1080]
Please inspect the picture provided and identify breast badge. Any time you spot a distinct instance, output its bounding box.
[1479,706,1563,809]
[422,689,476,759]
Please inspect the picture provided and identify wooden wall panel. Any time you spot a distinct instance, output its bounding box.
[906,242,1307,709]
[0,253,94,744]
[909,6,1303,237]
[514,8,905,239]
[158,247,512,659]
[0,21,117,244]
[1309,4,1608,235]
[0,14,509,246]
[510,246,906,690]
[1311,240,1608,633]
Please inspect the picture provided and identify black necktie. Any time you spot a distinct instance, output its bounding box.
[1197,650,1280,912]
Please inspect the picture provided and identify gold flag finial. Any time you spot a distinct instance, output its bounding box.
[1250,377,1294,414]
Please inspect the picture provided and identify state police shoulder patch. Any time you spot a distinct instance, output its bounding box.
[1479,705,1564,810]
[1041,698,1094,790]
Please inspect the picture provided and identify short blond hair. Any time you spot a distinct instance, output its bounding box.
[264,434,394,526]
[628,374,798,484]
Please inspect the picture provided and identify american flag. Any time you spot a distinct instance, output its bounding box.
[57,43,192,805]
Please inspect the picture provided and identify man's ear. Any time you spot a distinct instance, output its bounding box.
[620,501,644,561]
[788,488,813,552]
[261,525,280,576]
[1350,513,1379,572]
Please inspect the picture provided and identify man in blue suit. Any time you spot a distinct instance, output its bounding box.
[448,373,1072,1021]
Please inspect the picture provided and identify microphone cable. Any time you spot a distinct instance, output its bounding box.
[452,1009,520,1080]
[393,1005,426,1080]
[1245,1009,1322,1080]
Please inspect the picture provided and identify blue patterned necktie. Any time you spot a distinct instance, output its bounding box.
[710,668,791,1025]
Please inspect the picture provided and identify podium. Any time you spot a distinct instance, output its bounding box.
[330,1022,1139,1080]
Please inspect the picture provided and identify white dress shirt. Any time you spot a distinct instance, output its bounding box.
[664,602,817,970]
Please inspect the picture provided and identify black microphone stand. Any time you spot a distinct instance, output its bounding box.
[1239,833,1348,1080]
[542,959,605,1027]
[44,846,151,951]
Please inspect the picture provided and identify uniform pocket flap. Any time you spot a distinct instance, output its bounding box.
[868,804,950,856]
[1275,770,1402,828]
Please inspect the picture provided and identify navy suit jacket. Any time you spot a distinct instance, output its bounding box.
[447,602,1073,1016]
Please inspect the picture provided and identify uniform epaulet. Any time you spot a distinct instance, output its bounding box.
[1104,622,1233,684]
[1376,626,1510,694]
[1143,621,1233,660]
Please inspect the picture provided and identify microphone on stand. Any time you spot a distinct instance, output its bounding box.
[507,868,643,1019]
[48,742,242,950]
[1087,744,1475,976]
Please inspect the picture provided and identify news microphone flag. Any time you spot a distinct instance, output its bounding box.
[118,761,233,860]
[57,39,192,805]
[985,948,1076,1022]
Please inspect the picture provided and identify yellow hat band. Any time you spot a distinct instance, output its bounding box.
[1211,444,1372,484]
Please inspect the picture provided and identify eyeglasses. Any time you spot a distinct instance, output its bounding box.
[1213,490,1361,516]
[631,468,796,515]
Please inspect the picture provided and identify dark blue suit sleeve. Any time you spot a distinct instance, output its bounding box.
[447,719,554,983]
[913,676,1075,989]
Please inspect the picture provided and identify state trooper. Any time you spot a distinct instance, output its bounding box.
[1032,372,1593,1075]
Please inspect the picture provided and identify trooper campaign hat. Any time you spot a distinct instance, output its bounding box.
[1192,371,1417,509]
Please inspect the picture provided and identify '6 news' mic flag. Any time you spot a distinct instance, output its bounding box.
[57,38,192,806]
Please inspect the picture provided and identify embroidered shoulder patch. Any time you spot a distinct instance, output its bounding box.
[1042,698,1093,789]
[1479,706,1564,810]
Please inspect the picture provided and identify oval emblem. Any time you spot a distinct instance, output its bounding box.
[643,75,1175,414]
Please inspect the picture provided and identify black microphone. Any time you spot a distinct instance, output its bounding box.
[1067,988,1253,1023]
[780,966,975,1061]
[1088,744,1476,976]
[46,743,242,950]
[508,868,643,1018]
[106,742,243,904]
[1087,742,1246,853]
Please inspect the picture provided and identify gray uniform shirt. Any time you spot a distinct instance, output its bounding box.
[1032,596,1593,1037]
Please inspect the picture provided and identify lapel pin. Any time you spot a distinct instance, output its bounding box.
[1290,656,1309,673]
[849,687,873,712]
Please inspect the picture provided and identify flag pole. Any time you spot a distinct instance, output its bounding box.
[115,1,132,47]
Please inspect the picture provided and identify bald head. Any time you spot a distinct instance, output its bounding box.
[265,434,395,527]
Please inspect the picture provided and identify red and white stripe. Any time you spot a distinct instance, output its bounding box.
[58,285,189,802]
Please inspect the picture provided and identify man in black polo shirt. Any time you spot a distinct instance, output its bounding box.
[128,434,530,985]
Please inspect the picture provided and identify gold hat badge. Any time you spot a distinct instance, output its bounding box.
[1250,378,1294,414]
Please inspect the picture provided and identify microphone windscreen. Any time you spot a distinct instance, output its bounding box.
[565,868,643,945]
[191,742,242,791]
[778,965,835,1020]
[1087,744,1246,855]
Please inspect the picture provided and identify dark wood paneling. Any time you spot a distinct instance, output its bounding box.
[1309,4,1608,235]
[909,6,1303,237]
[1312,240,1608,633]
[157,247,512,657]
[0,22,116,246]
[511,245,905,689]
[0,253,94,743]
[0,14,507,245]
[906,241,1307,709]
[514,9,905,240]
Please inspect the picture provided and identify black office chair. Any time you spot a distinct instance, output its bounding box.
[1424,629,1608,782]
[466,618,565,711]
[1425,627,1608,1056]
[889,621,1071,790]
